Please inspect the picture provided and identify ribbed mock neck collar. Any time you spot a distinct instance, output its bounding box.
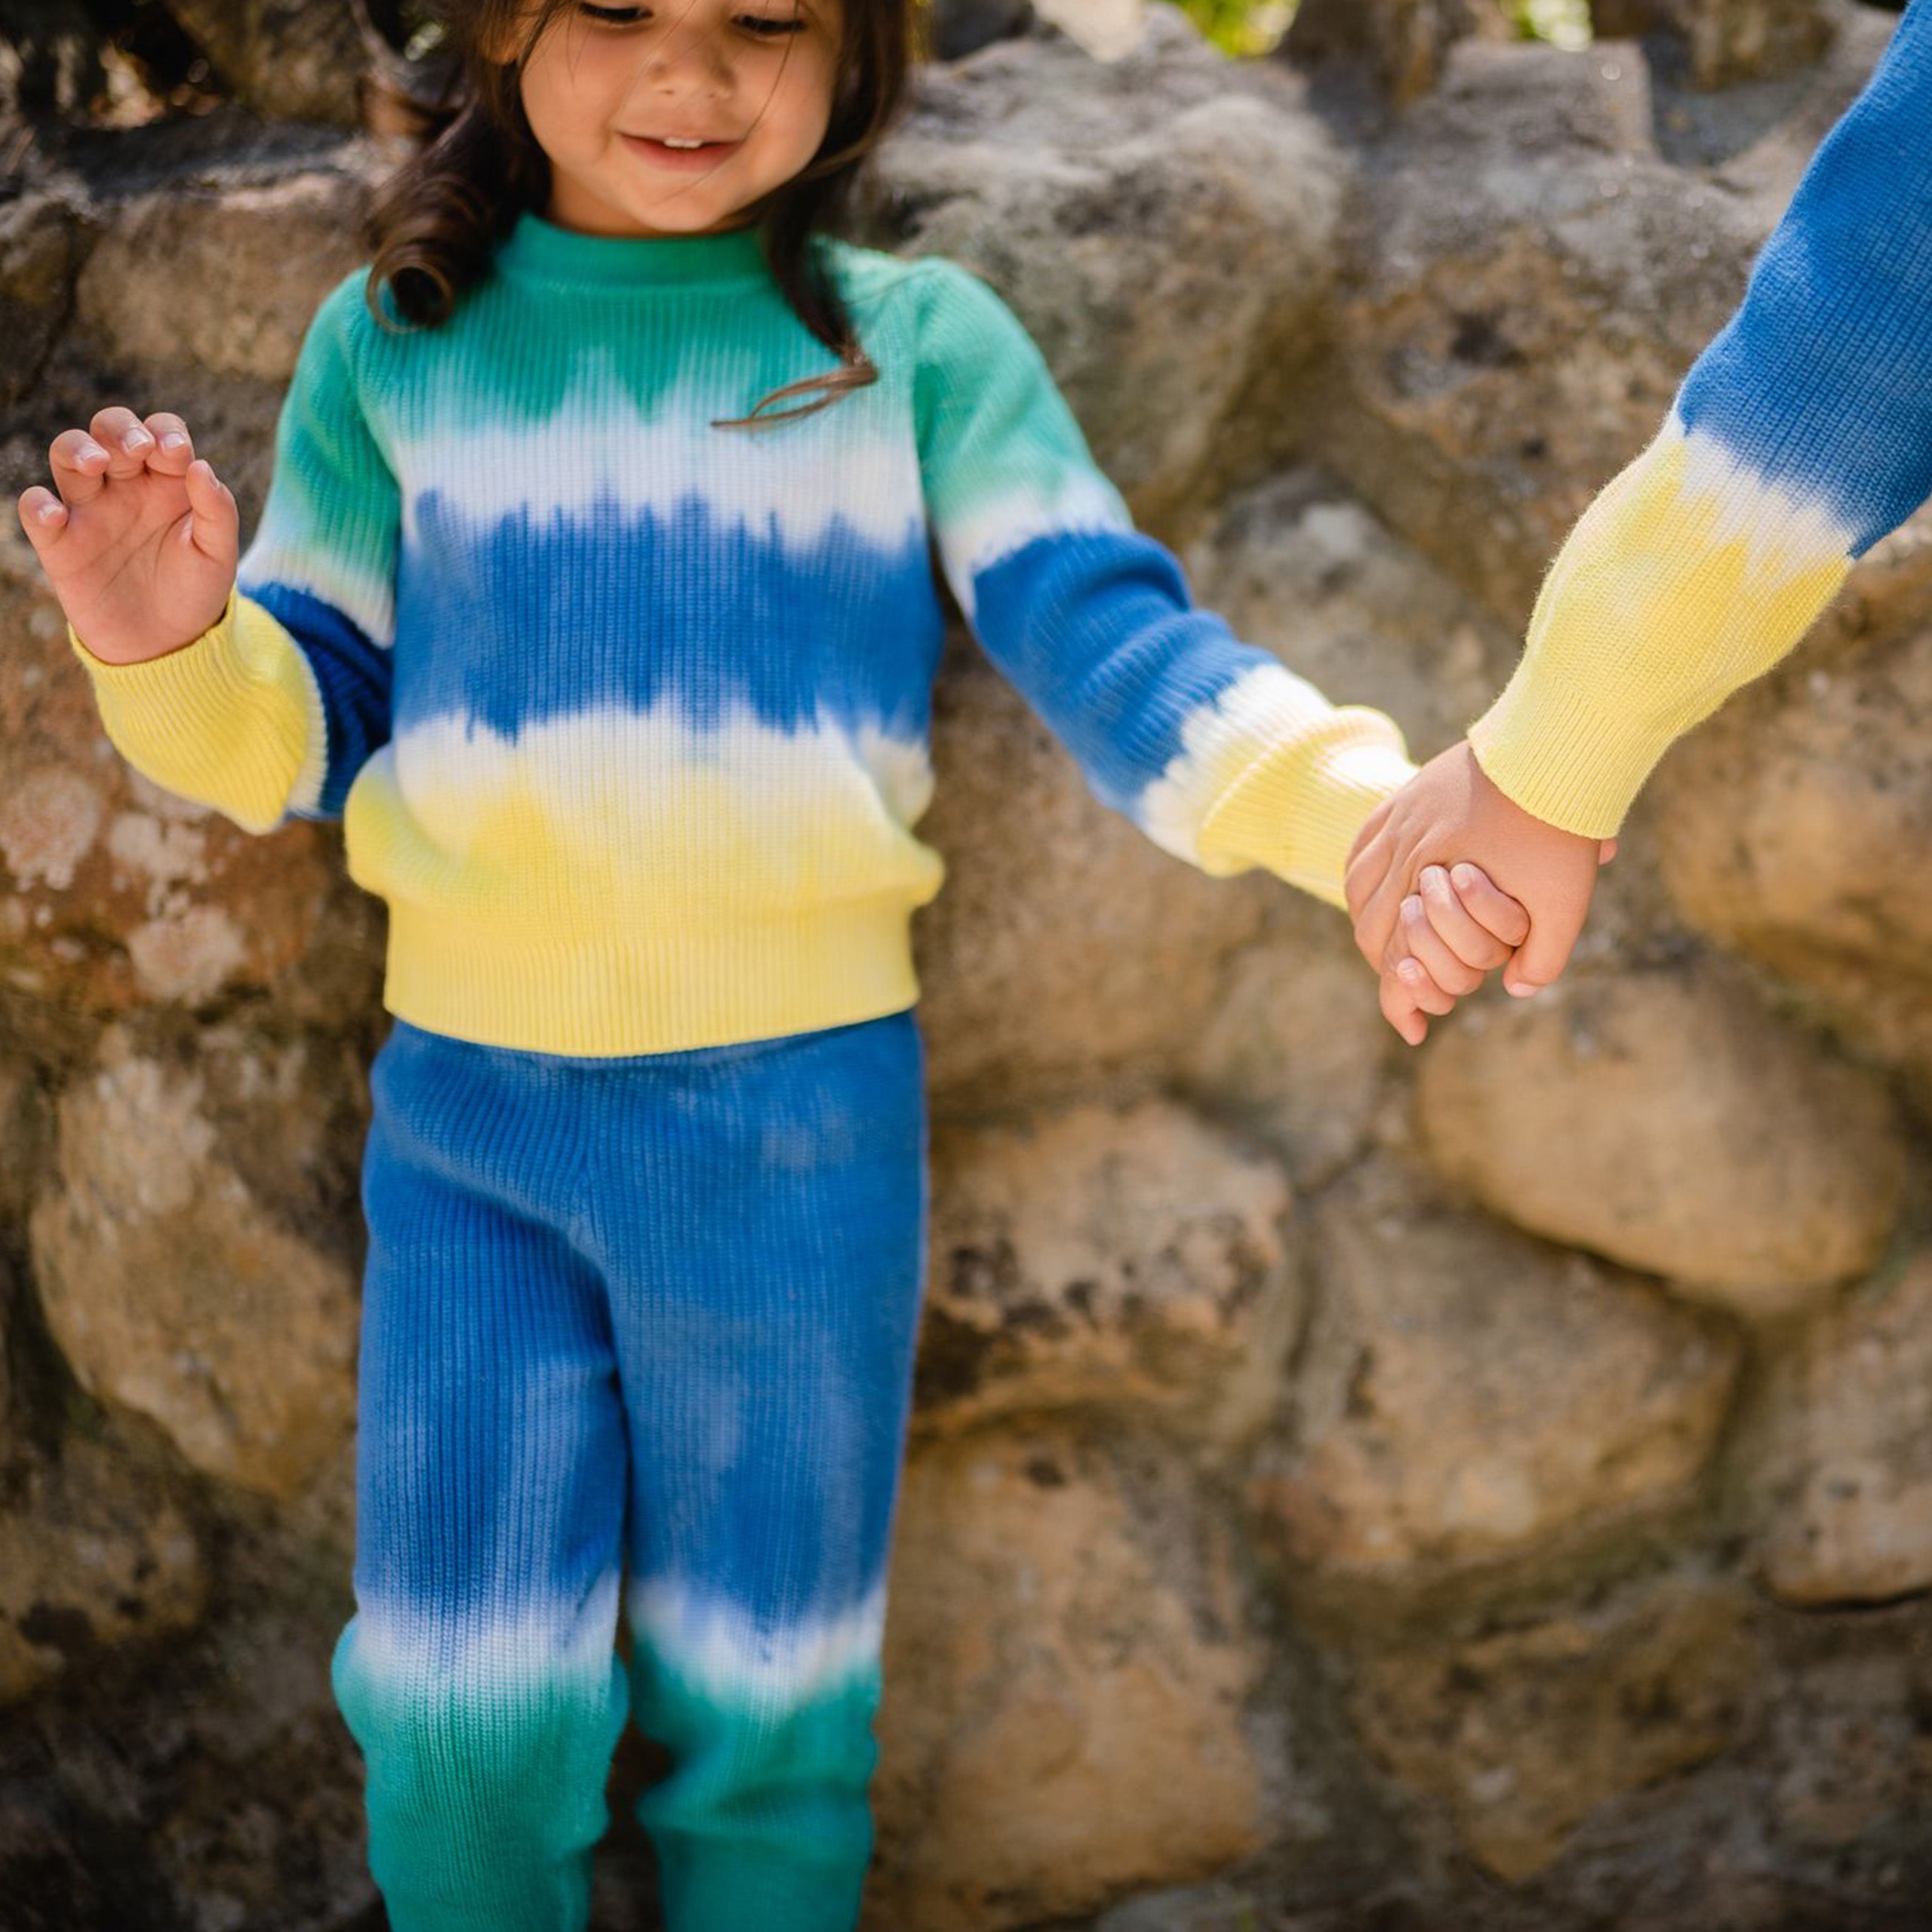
[494,208,772,291]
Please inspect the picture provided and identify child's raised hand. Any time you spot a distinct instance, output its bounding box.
[16,408,239,665]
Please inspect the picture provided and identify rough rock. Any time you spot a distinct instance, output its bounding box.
[929,0,1036,60]
[870,1428,1276,1930]
[158,0,369,126]
[1748,1256,1932,1607]
[1764,1600,1932,1870]
[918,1098,1300,1440]
[1349,1571,1761,1879]
[1284,0,1509,105]
[1180,466,1522,758]
[1250,1160,1738,1583]
[1653,618,1932,1104]
[1414,963,1906,1315]
[75,165,376,383]
[0,1049,45,1229]
[0,188,94,411]
[1657,0,1838,89]
[28,1021,361,1500]
[1307,33,1774,623]
[0,1429,207,1707]
[1177,896,1398,1191]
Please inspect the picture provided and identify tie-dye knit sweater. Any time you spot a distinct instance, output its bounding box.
[1468,0,1932,839]
[68,211,1417,1055]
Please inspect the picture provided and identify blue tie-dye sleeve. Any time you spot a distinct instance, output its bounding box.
[235,269,401,819]
[1675,0,1932,554]
[911,255,1415,909]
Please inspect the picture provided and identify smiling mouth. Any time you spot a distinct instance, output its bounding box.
[622,133,743,162]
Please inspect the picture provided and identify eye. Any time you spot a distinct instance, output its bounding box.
[736,10,804,32]
[578,3,647,23]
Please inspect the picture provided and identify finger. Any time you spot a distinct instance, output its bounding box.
[49,427,114,505]
[180,459,238,561]
[1398,894,1485,994]
[1598,838,1619,866]
[1380,971,1429,1048]
[1446,863,1532,949]
[88,405,156,475]
[17,485,71,555]
[1505,875,1595,997]
[1349,854,1408,977]
[1392,952,1459,1015]
[141,412,195,475]
[1417,864,1514,970]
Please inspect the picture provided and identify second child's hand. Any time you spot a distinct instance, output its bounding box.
[1346,741,1618,1045]
[16,406,238,666]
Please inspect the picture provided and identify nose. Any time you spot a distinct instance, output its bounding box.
[640,12,734,95]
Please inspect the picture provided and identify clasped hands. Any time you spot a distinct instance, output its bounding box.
[1343,741,1619,1045]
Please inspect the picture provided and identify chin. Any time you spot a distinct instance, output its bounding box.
[629,195,752,235]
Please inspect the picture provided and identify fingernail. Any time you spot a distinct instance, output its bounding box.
[1452,865,1476,890]
[1420,866,1443,889]
[1402,896,1423,921]
[78,441,108,463]
[1397,958,1423,984]
[36,500,63,521]
[122,429,152,451]
[160,432,187,451]
[1507,980,1541,998]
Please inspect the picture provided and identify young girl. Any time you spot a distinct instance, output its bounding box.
[14,2,1472,1925]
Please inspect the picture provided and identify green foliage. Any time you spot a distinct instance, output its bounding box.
[1178,0,1298,57]
[1512,0,1592,46]
[1176,0,1594,60]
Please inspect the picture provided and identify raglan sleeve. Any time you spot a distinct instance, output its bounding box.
[1466,0,1932,839]
[66,266,399,835]
[911,255,1418,911]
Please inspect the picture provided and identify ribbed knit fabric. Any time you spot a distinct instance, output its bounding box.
[66,211,1417,1055]
[334,1009,928,1932]
[1467,0,1932,838]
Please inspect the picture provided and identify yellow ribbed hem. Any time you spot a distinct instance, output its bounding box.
[1198,711,1418,909]
[67,587,309,834]
[381,898,924,1055]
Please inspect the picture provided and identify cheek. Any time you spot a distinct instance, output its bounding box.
[518,35,620,148]
[764,46,837,148]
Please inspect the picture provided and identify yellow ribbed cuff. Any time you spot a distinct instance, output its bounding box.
[1198,709,1418,909]
[68,586,310,834]
[1464,672,1668,841]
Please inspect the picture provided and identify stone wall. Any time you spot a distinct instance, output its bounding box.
[2,3,1930,1928]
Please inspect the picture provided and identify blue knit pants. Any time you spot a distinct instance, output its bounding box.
[328,1008,928,1932]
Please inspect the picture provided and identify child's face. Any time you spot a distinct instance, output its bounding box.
[515,0,844,238]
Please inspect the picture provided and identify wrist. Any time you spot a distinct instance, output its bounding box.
[68,585,237,669]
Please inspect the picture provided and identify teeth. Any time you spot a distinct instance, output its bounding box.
[660,137,706,149]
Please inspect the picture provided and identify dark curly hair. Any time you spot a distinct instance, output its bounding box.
[358,0,921,427]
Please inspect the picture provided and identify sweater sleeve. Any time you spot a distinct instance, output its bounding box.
[66,268,398,835]
[1466,0,1932,839]
[912,257,1417,910]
